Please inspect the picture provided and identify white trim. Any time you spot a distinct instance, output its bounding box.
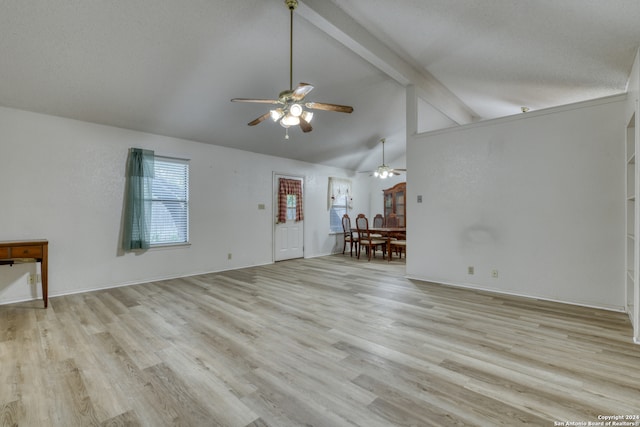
[148,242,191,250]
[414,93,627,139]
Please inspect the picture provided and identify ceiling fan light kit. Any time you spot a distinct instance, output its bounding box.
[231,0,353,137]
[374,165,393,179]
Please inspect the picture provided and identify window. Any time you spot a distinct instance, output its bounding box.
[328,177,353,233]
[278,178,303,223]
[329,194,350,232]
[286,195,297,221]
[150,156,189,246]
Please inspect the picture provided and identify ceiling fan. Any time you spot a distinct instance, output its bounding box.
[231,0,353,137]
[360,138,406,179]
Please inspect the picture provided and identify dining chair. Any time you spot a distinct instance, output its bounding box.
[387,213,405,237]
[389,239,407,261]
[370,213,384,238]
[386,213,398,227]
[373,213,384,228]
[341,214,358,257]
[355,214,387,261]
[385,213,404,257]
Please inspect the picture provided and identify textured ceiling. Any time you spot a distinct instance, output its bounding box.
[0,0,639,171]
[334,0,640,119]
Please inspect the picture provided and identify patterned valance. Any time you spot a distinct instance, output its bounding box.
[328,177,353,210]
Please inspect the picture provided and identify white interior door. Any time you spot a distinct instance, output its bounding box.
[274,174,304,261]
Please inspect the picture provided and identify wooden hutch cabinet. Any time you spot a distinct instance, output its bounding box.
[383,182,406,227]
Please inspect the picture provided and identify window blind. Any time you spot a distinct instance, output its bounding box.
[150,156,189,245]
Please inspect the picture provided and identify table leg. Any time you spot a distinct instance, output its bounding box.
[41,245,48,308]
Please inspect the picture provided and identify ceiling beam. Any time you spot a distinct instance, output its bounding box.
[296,0,477,125]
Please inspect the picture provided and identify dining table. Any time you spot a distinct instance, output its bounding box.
[368,227,406,260]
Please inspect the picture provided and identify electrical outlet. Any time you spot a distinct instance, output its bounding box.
[468,266,474,275]
[491,269,499,278]
[27,274,40,284]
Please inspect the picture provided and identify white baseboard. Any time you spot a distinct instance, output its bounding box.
[404,274,626,313]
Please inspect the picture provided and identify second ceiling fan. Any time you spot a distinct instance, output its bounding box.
[360,138,406,179]
[231,0,353,136]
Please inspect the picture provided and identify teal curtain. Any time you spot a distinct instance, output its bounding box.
[123,148,154,250]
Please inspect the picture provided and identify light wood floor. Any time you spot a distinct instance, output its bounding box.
[1,255,639,426]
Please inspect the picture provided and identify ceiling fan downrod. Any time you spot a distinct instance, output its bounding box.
[285,0,298,91]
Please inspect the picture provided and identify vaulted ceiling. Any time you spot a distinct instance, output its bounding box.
[1,0,639,171]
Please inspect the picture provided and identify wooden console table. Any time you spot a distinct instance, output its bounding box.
[0,240,49,308]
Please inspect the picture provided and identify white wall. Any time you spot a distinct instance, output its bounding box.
[406,95,626,310]
[0,106,369,305]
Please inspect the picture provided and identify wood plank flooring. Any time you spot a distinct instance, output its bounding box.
[1,255,639,426]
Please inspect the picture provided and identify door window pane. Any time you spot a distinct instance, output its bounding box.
[286,195,296,221]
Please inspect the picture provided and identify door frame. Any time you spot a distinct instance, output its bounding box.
[273,172,305,262]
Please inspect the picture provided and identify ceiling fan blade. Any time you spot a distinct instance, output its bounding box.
[292,83,314,101]
[298,117,312,133]
[231,98,281,105]
[248,112,271,126]
[305,102,354,114]
[392,168,407,172]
